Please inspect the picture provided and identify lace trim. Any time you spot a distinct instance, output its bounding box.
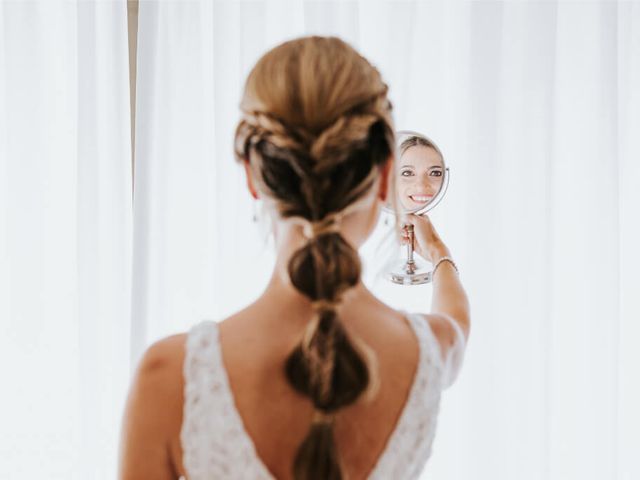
[439,314,467,389]
[368,312,445,479]
[180,312,458,479]
[180,320,273,479]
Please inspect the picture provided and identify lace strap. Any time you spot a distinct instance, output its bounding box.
[414,313,466,389]
[180,320,273,480]
[368,312,444,479]
[437,314,467,389]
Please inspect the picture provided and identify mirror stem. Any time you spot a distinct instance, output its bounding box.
[404,223,417,274]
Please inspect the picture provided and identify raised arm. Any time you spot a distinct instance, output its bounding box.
[400,214,470,348]
[429,246,470,340]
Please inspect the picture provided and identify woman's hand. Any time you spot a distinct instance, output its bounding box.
[398,213,451,263]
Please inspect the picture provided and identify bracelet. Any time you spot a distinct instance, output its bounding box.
[432,256,459,277]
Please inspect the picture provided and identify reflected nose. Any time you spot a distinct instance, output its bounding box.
[420,176,435,195]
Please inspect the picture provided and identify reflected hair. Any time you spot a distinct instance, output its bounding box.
[234,36,395,480]
[399,135,439,157]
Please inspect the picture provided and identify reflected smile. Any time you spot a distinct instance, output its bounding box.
[408,194,433,204]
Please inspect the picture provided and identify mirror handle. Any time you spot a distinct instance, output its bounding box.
[403,223,416,274]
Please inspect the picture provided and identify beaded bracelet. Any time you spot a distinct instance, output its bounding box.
[432,256,459,277]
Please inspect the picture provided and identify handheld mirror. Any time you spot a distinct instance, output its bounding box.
[383,130,450,285]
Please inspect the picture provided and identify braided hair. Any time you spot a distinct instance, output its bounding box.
[234,36,395,480]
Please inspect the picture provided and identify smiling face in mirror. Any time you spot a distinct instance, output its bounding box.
[395,136,445,212]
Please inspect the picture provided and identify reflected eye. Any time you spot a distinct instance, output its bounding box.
[429,170,443,177]
[400,169,414,177]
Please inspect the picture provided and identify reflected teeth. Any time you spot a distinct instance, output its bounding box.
[410,195,431,202]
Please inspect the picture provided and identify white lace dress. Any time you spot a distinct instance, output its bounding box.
[179,311,466,480]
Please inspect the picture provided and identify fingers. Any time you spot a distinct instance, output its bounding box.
[396,213,439,259]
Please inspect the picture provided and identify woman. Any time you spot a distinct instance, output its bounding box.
[395,135,445,212]
[119,36,470,480]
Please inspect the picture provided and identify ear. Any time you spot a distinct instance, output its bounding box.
[378,155,393,202]
[243,160,259,199]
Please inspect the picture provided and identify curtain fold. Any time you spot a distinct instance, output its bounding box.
[0,1,132,478]
[616,3,640,477]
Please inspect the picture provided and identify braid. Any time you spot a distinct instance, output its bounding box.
[311,92,392,174]
[236,101,391,217]
[236,96,392,480]
[237,111,312,181]
[233,36,395,480]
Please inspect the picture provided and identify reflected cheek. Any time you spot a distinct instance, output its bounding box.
[399,195,413,210]
[399,178,416,197]
[427,177,442,195]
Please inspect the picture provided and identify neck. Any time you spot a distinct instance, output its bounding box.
[257,187,383,306]
[262,219,370,305]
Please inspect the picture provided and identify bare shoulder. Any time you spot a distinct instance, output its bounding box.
[129,333,188,400]
[130,333,188,419]
[139,333,188,376]
[119,333,188,480]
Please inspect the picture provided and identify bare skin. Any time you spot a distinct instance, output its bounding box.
[118,157,470,480]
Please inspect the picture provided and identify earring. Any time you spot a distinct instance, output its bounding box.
[252,199,259,223]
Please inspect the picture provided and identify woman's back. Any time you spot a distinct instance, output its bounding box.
[118,36,470,480]
[178,287,465,479]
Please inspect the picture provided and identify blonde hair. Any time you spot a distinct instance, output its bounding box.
[234,36,395,480]
[399,134,439,156]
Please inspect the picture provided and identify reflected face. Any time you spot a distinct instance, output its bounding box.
[396,145,444,212]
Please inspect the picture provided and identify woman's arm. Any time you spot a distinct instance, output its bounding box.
[429,246,470,340]
[118,335,186,480]
[401,214,471,349]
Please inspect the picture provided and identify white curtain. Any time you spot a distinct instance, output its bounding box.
[2,0,639,479]
[0,1,132,478]
[133,1,640,479]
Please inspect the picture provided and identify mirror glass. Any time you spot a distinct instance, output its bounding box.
[384,130,449,216]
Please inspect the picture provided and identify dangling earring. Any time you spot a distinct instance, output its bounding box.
[383,210,391,226]
[252,199,259,223]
